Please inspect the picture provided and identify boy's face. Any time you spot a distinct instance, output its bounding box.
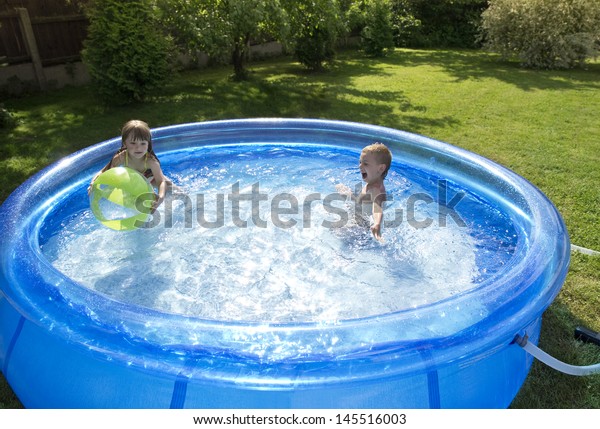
[359,151,386,184]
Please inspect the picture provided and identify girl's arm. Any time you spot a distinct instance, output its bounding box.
[148,158,167,211]
[87,152,123,194]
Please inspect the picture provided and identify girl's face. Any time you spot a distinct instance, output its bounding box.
[125,137,149,159]
[359,152,385,184]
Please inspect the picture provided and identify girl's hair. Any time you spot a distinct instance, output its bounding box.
[101,120,159,172]
[362,142,392,178]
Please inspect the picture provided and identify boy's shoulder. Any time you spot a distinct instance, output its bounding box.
[367,180,386,194]
[369,182,387,202]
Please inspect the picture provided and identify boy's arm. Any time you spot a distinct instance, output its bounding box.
[371,193,385,241]
[335,183,359,202]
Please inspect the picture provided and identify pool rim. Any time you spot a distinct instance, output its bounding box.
[0,118,570,377]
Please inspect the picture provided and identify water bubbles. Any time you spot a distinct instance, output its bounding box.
[43,145,517,329]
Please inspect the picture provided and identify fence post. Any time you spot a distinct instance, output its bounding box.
[16,7,47,90]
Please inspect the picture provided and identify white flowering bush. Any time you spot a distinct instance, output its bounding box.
[481,0,600,69]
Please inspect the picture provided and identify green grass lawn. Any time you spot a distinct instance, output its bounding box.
[1,48,599,408]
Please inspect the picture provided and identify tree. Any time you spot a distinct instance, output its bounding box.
[158,0,288,80]
[81,0,173,103]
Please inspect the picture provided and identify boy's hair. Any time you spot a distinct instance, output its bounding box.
[362,142,392,178]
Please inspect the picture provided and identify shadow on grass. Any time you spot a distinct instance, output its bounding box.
[377,48,600,92]
[150,55,458,133]
[1,52,459,205]
[3,48,600,203]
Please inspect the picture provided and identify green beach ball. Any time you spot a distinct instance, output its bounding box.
[89,167,154,231]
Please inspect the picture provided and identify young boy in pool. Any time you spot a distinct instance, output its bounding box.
[88,119,171,212]
[336,142,392,241]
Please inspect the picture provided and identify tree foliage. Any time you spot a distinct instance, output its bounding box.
[394,0,487,48]
[158,0,288,80]
[81,0,173,103]
[388,0,421,48]
[481,0,600,69]
[348,0,395,56]
[283,0,345,71]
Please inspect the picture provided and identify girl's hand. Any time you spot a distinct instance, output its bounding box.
[151,193,164,213]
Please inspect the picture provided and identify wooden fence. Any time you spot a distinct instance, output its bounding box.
[1,9,87,91]
[0,9,87,66]
[0,1,88,91]
[0,0,87,16]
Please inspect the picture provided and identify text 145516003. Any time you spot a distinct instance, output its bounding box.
[335,413,407,425]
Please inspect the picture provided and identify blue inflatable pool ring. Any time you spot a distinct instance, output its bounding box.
[89,167,154,231]
[0,119,570,408]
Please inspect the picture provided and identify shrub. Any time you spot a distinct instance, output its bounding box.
[389,0,421,48]
[82,0,174,103]
[394,0,487,48]
[348,0,395,56]
[481,0,600,69]
[283,0,345,71]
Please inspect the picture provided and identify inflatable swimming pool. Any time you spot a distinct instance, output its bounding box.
[0,119,569,408]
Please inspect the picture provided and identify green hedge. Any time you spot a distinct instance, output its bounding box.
[393,0,488,48]
[82,0,174,103]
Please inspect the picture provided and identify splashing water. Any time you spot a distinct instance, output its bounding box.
[42,145,518,325]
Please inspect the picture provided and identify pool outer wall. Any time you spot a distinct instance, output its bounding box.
[0,300,541,408]
[0,119,570,408]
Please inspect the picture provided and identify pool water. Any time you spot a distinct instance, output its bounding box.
[41,144,517,325]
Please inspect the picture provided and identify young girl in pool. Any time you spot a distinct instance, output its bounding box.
[336,142,392,241]
[88,119,171,212]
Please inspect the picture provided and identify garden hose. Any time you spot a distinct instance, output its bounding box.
[514,332,600,376]
[571,244,600,256]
